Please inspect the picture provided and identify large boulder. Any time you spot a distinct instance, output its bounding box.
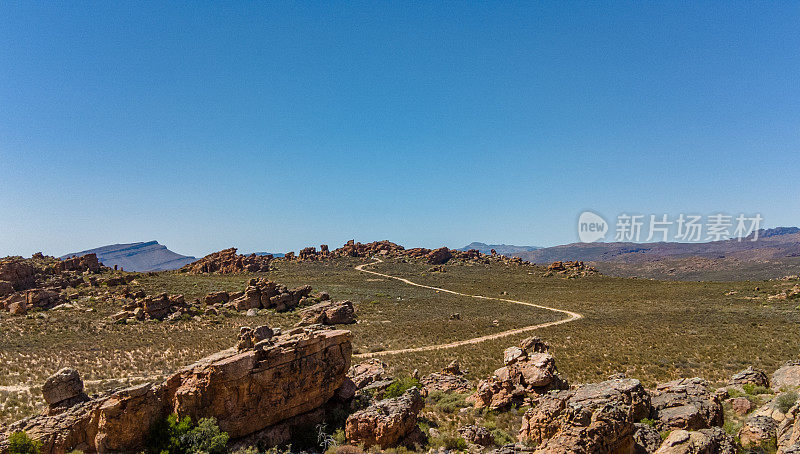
[650,378,723,430]
[0,328,352,453]
[41,368,89,412]
[58,253,102,273]
[345,387,425,449]
[181,248,272,274]
[654,427,736,454]
[298,300,356,326]
[427,247,453,265]
[518,378,651,453]
[633,423,662,454]
[349,359,389,389]
[773,361,800,391]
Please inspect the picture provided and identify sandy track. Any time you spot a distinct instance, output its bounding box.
[352,258,582,358]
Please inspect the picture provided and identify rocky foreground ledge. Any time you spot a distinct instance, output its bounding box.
[0,327,351,453]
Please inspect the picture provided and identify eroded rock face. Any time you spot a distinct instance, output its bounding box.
[654,427,736,454]
[0,328,352,453]
[345,387,425,449]
[298,300,356,326]
[427,247,453,265]
[181,248,272,274]
[728,366,769,387]
[773,361,800,391]
[518,378,651,453]
[777,402,800,451]
[738,415,777,449]
[650,378,723,430]
[470,337,567,410]
[633,423,662,454]
[0,257,38,290]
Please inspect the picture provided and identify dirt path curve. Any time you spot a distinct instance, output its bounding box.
[352,258,583,358]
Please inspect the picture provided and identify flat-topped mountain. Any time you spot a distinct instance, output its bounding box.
[61,241,196,272]
[459,242,541,255]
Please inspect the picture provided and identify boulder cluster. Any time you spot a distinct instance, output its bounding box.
[111,293,199,322]
[0,253,108,315]
[469,336,569,410]
[298,299,357,326]
[286,240,534,267]
[544,260,599,277]
[203,278,316,312]
[180,248,272,274]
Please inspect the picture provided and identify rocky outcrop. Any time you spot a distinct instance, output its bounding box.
[650,378,723,430]
[544,261,598,277]
[470,337,567,410]
[777,402,800,452]
[654,427,736,454]
[634,423,662,453]
[426,247,453,265]
[459,425,494,446]
[228,279,312,312]
[518,378,651,453]
[111,293,199,323]
[0,257,37,291]
[57,253,102,273]
[773,361,800,391]
[738,415,777,449]
[181,248,272,274]
[298,300,356,326]
[0,328,352,453]
[728,366,769,387]
[349,359,389,389]
[345,387,425,449]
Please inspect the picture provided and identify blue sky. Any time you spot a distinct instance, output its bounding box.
[1,2,798,257]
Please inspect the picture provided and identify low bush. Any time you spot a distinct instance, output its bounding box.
[778,391,799,414]
[384,376,422,399]
[8,431,41,454]
[743,384,772,396]
[146,414,228,454]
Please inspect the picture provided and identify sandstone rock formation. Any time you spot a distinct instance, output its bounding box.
[41,368,89,414]
[654,427,736,454]
[544,260,599,277]
[0,328,352,453]
[349,359,389,390]
[470,337,567,410]
[738,415,777,449]
[774,360,800,391]
[181,248,271,274]
[112,293,199,323]
[298,300,356,326]
[57,253,102,273]
[345,387,425,449]
[459,424,494,446]
[650,378,723,430]
[518,378,651,453]
[728,366,769,387]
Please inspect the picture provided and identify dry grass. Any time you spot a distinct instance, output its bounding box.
[1,257,797,426]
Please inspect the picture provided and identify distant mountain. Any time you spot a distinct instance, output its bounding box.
[61,241,196,272]
[513,227,800,280]
[251,252,285,257]
[460,242,542,255]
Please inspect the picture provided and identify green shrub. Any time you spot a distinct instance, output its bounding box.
[229,447,259,454]
[8,431,41,454]
[429,391,469,414]
[145,414,228,454]
[441,436,467,450]
[778,391,799,413]
[743,384,772,395]
[727,388,745,399]
[384,377,421,399]
[638,418,656,427]
[491,428,515,446]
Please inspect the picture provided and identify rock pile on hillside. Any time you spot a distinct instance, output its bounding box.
[57,253,102,273]
[0,327,352,453]
[180,248,272,274]
[420,360,472,393]
[111,293,203,323]
[544,260,599,277]
[201,278,316,312]
[469,336,569,410]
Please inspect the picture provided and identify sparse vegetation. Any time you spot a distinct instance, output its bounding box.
[7,431,41,454]
[778,391,799,413]
[146,414,228,454]
[384,376,422,399]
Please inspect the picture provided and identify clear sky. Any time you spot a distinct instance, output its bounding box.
[1,2,798,258]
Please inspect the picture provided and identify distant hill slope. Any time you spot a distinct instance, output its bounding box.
[61,241,196,272]
[514,227,800,280]
[459,242,541,255]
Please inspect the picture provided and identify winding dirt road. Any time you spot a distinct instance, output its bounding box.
[352,258,582,358]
